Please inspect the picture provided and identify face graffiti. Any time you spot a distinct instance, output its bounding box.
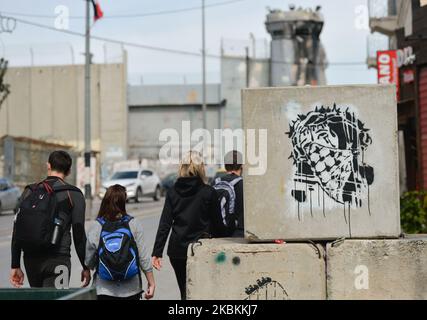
[287,105,374,225]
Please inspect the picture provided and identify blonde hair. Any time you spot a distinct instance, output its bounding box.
[178,150,207,183]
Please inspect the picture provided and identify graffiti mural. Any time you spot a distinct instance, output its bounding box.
[287,104,374,230]
[244,277,289,300]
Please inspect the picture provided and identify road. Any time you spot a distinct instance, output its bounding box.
[0,198,180,300]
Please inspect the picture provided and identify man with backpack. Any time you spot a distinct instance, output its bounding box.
[10,150,91,288]
[213,150,244,237]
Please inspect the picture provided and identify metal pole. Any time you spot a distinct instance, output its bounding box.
[249,32,256,58]
[29,47,34,66]
[201,0,207,130]
[245,46,250,88]
[84,0,92,215]
[69,43,75,64]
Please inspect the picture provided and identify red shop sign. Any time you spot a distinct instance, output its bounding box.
[377,50,400,99]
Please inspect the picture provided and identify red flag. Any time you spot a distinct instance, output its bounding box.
[91,0,104,22]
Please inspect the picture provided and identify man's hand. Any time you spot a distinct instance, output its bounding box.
[10,268,24,288]
[152,256,162,271]
[81,269,91,288]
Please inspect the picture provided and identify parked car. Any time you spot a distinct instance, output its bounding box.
[0,178,21,214]
[160,172,178,197]
[99,169,161,202]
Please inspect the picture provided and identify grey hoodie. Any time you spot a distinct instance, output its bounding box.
[85,217,153,298]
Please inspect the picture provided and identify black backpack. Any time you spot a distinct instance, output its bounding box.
[213,176,242,230]
[14,180,82,253]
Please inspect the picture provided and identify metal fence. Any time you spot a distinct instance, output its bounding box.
[0,42,124,67]
[221,37,270,59]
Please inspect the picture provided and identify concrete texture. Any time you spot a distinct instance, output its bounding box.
[242,85,400,241]
[326,237,427,299]
[0,63,127,163]
[187,238,326,300]
[128,106,222,160]
[220,56,269,130]
[128,84,222,106]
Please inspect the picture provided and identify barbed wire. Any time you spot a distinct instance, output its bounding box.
[0,14,16,33]
[1,14,367,67]
[0,0,250,19]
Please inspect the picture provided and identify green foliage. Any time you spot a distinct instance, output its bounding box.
[400,191,427,234]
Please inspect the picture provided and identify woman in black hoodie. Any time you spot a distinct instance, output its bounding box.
[152,151,227,300]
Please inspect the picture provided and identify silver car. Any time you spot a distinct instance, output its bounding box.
[99,169,162,202]
[0,178,21,213]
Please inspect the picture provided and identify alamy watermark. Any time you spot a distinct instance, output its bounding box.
[354,265,369,290]
[354,4,369,31]
[54,265,70,289]
[54,5,69,30]
[158,121,268,176]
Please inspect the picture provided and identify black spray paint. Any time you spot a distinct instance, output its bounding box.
[287,105,374,231]
[244,277,289,300]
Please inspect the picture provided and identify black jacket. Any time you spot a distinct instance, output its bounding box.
[11,177,88,270]
[152,176,227,258]
[220,173,244,237]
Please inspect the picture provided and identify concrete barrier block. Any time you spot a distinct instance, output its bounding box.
[187,238,326,300]
[242,85,400,240]
[326,237,427,299]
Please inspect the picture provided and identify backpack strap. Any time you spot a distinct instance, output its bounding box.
[20,183,37,198]
[121,214,134,223]
[229,176,242,187]
[52,185,83,194]
[24,183,37,192]
[96,215,133,226]
[96,217,106,226]
[51,184,82,209]
[124,215,143,296]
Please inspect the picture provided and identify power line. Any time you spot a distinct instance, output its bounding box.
[7,15,207,58]
[1,0,249,19]
[3,15,368,67]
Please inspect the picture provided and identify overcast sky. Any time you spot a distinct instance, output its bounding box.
[0,0,378,85]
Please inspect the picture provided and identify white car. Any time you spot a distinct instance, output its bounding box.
[99,169,161,202]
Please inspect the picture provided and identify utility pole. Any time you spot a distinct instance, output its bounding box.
[84,0,92,216]
[201,0,207,130]
[245,47,250,88]
[249,32,256,58]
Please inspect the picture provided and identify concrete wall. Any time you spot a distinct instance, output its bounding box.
[326,237,427,299]
[242,85,400,240]
[0,63,127,165]
[128,84,222,106]
[1,136,77,187]
[220,56,269,130]
[187,238,326,300]
[128,105,223,160]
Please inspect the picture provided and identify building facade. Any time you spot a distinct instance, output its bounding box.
[369,0,427,191]
[127,84,225,160]
[0,62,128,190]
